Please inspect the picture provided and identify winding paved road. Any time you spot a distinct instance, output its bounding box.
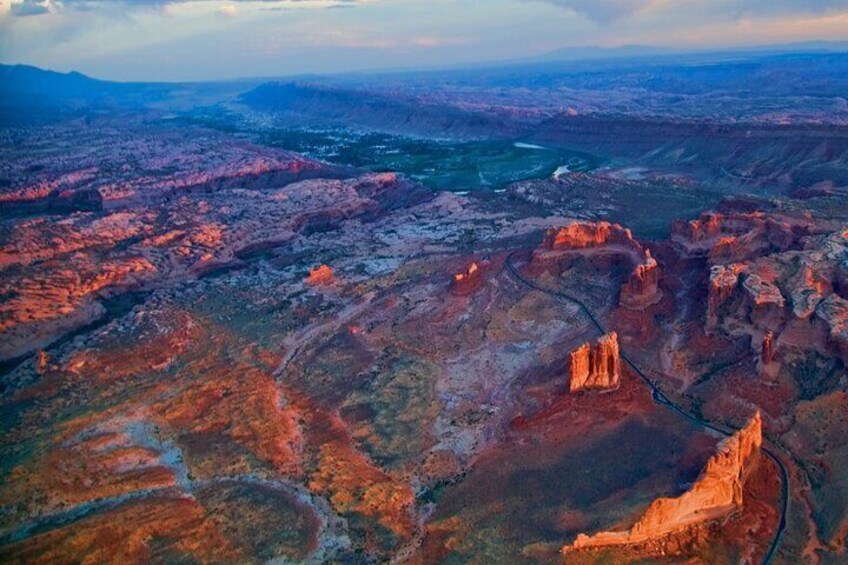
[504,250,789,564]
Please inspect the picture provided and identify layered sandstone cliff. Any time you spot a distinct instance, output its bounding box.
[699,224,848,366]
[535,221,662,310]
[563,412,763,552]
[569,332,621,392]
[671,211,812,263]
[541,221,641,253]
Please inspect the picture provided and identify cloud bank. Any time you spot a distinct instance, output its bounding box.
[532,0,848,23]
[6,0,368,18]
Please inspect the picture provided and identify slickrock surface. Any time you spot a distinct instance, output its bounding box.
[1,111,841,563]
[0,164,428,362]
[564,412,762,551]
[569,332,621,392]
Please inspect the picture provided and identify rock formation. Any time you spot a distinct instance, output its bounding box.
[761,332,775,365]
[306,264,335,286]
[698,226,848,373]
[535,221,662,310]
[706,264,744,330]
[620,250,662,309]
[451,261,484,295]
[815,294,848,365]
[568,332,621,392]
[541,221,640,252]
[671,211,812,263]
[563,412,762,552]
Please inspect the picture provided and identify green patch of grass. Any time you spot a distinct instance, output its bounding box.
[262,128,600,192]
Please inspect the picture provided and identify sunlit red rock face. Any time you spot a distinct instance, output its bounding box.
[701,224,848,366]
[0,256,157,360]
[534,221,663,311]
[451,260,488,295]
[0,164,429,363]
[671,211,814,263]
[306,264,335,286]
[542,221,640,252]
[564,412,762,552]
[568,332,621,392]
[642,209,848,558]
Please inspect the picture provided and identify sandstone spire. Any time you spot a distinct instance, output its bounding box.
[620,250,662,310]
[568,332,621,392]
[762,332,775,365]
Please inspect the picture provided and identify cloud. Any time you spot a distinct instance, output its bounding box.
[6,0,370,18]
[9,0,51,16]
[217,3,237,16]
[710,0,848,19]
[531,0,848,23]
[528,0,653,22]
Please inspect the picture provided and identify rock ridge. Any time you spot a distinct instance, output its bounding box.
[563,411,763,552]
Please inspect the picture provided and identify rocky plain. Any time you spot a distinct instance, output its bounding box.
[1,52,848,564]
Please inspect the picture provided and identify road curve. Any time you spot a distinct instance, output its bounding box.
[504,250,788,564]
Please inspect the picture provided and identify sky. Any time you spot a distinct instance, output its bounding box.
[1,0,848,81]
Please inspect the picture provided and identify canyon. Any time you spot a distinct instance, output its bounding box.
[2,53,848,563]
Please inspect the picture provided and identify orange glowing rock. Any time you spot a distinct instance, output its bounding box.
[542,221,638,252]
[451,261,484,294]
[36,350,48,374]
[568,332,621,393]
[762,331,775,365]
[306,265,335,286]
[564,412,762,552]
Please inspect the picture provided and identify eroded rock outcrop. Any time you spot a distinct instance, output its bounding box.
[541,221,640,253]
[306,264,335,286]
[700,226,848,369]
[620,250,662,309]
[563,412,762,552]
[451,261,484,295]
[535,221,662,310]
[671,211,812,263]
[568,332,621,392]
[815,294,848,364]
[762,331,775,366]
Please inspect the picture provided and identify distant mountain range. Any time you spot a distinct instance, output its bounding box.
[528,40,848,63]
[3,39,848,125]
[0,64,258,123]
